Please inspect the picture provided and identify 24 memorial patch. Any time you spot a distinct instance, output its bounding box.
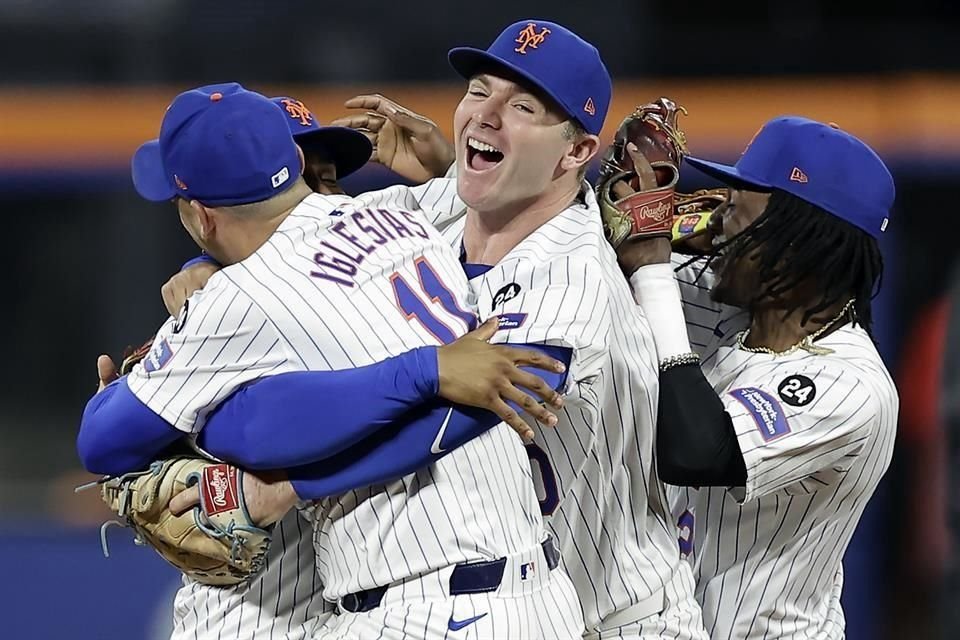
[777,374,817,407]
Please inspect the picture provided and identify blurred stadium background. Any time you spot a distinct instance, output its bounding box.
[2,1,958,637]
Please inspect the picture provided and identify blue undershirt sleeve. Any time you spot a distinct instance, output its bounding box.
[76,378,183,476]
[196,346,440,469]
[287,344,572,499]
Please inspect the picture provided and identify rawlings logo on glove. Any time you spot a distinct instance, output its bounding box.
[90,457,271,586]
[595,97,726,253]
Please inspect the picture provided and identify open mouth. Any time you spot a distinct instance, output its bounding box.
[466,137,504,172]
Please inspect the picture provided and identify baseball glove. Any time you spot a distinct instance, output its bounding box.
[119,336,155,375]
[99,457,271,586]
[596,97,689,248]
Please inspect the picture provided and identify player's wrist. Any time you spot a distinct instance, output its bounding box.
[409,346,440,399]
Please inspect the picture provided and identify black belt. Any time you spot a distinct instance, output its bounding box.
[339,537,560,614]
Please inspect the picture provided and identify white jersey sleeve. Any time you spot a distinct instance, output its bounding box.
[723,359,880,503]
[126,274,292,433]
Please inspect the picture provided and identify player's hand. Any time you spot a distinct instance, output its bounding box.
[437,317,566,442]
[331,94,455,183]
[169,469,296,527]
[161,261,221,316]
[613,143,673,274]
[95,355,118,393]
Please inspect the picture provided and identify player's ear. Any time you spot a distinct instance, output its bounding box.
[560,132,600,174]
[295,144,306,176]
[189,200,216,240]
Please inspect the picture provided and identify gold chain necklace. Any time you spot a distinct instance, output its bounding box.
[735,298,855,357]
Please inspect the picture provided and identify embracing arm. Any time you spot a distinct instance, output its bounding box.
[628,260,747,487]
[283,344,571,499]
[200,343,569,469]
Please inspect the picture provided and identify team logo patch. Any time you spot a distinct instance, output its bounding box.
[497,313,527,330]
[200,465,240,516]
[777,374,817,407]
[520,561,536,581]
[143,339,174,373]
[172,299,189,334]
[514,22,551,54]
[492,282,522,309]
[730,387,790,441]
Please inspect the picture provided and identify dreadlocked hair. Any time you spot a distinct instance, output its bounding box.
[709,189,884,338]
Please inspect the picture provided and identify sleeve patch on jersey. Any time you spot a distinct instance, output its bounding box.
[497,313,528,331]
[777,374,817,407]
[143,339,174,373]
[730,387,790,441]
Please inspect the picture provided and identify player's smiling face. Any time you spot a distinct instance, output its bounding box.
[453,73,583,216]
[711,188,772,306]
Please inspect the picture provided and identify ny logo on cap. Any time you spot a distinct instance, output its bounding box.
[789,167,809,183]
[514,22,551,54]
[584,98,596,116]
[281,99,313,127]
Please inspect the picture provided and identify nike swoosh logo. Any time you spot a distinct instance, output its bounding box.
[430,408,454,454]
[448,612,488,631]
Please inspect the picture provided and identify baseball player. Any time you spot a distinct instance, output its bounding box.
[77,84,582,639]
[329,20,708,639]
[87,92,377,640]
[615,117,898,638]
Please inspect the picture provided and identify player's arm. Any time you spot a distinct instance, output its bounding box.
[285,357,569,500]
[630,262,882,496]
[77,280,293,475]
[196,325,569,469]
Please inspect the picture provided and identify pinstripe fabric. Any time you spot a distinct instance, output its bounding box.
[316,540,583,639]
[169,509,331,640]
[413,179,705,638]
[129,187,550,637]
[667,255,898,639]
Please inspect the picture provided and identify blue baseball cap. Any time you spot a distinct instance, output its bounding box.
[685,116,895,238]
[132,83,301,206]
[448,19,611,135]
[271,96,372,179]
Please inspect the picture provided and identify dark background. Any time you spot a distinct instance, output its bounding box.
[1,2,957,637]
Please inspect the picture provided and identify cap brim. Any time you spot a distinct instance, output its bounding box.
[131,140,176,201]
[684,156,773,191]
[448,47,573,125]
[295,126,373,179]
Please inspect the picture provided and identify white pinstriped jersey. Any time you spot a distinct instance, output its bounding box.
[170,509,331,640]
[669,255,898,639]
[411,178,691,630]
[127,188,546,625]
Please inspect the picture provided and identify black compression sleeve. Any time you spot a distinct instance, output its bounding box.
[656,363,747,487]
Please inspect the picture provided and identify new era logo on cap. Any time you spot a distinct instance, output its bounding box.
[789,167,808,183]
[584,98,596,116]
